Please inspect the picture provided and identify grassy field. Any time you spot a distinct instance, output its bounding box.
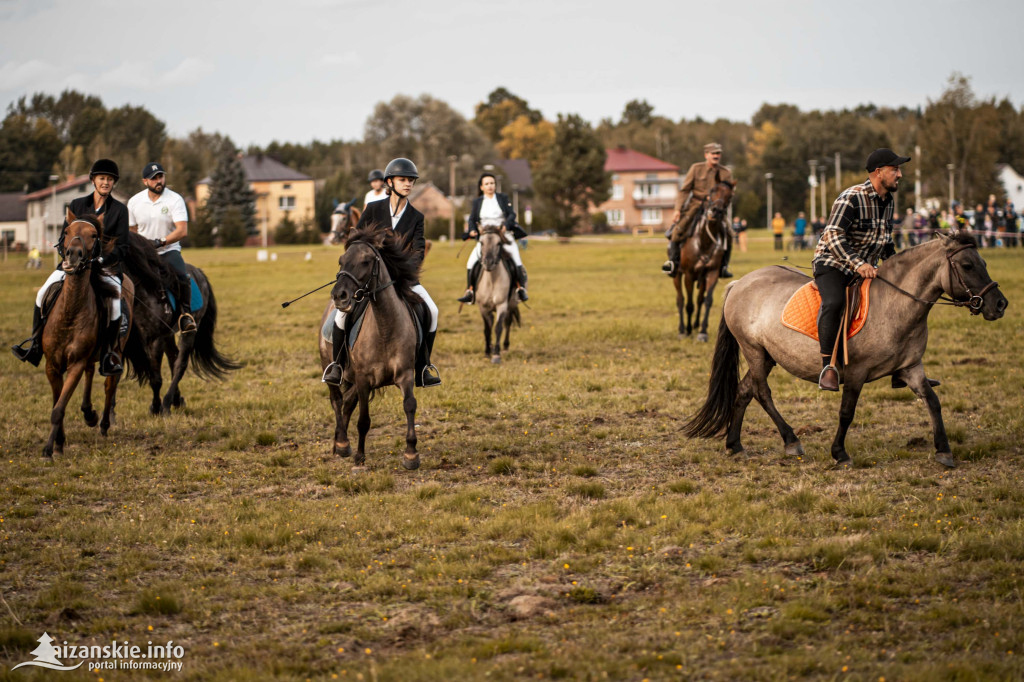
[1,232,1023,681]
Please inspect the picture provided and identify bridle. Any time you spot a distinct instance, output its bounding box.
[876,242,998,315]
[60,220,102,275]
[335,242,393,305]
[479,226,507,268]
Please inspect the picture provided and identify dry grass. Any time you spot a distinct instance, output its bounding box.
[1,234,1023,680]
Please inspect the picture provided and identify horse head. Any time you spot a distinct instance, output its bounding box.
[479,226,508,271]
[332,225,390,313]
[705,181,735,223]
[939,233,1008,321]
[62,209,104,274]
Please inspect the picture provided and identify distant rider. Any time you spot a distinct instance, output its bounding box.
[457,172,529,304]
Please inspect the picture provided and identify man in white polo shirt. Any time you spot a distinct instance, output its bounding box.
[127,162,196,334]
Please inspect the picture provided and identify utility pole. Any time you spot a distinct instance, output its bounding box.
[448,155,457,242]
[819,166,827,220]
[947,164,955,211]
[765,173,774,230]
[808,160,818,223]
[914,145,922,213]
[834,152,841,193]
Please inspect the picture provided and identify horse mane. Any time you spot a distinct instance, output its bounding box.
[887,230,977,265]
[344,223,422,306]
[122,232,183,299]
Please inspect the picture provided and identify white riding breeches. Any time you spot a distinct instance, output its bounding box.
[465,238,523,269]
[36,269,121,320]
[334,284,437,333]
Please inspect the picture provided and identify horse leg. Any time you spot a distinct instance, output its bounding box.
[830,373,866,466]
[100,374,120,436]
[697,277,719,343]
[745,351,804,457]
[162,336,192,412]
[673,274,685,336]
[482,310,494,356]
[44,362,87,459]
[80,365,99,427]
[684,272,696,336]
[900,364,954,467]
[146,341,164,414]
[492,310,505,364]
[725,371,756,455]
[502,309,512,351]
[400,376,419,470]
[354,384,371,467]
[335,384,359,458]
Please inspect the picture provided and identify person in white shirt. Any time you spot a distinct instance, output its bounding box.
[363,169,387,207]
[457,172,529,304]
[127,162,196,334]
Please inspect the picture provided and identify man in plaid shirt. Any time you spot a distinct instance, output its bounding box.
[812,148,909,391]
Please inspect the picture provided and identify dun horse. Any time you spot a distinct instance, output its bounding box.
[318,225,423,469]
[475,226,521,364]
[122,233,240,414]
[683,233,1007,467]
[328,200,361,245]
[673,181,734,341]
[40,211,137,458]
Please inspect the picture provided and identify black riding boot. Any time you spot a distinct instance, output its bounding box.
[662,240,680,275]
[322,324,347,386]
[11,305,44,366]
[99,320,123,376]
[457,263,481,304]
[178,281,197,335]
[720,235,734,278]
[416,330,441,388]
[516,265,529,301]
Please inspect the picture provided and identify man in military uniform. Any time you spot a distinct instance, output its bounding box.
[662,142,735,278]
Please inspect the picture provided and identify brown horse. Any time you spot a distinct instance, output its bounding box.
[683,233,1008,467]
[673,181,734,341]
[41,210,136,458]
[476,226,521,364]
[318,224,423,469]
[328,200,362,245]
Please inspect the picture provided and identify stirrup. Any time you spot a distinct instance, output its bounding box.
[420,364,441,387]
[517,287,528,302]
[99,352,123,377]
[321,362,343,386]
[818,365,840,392]
[178,313,197,334]
[457,289,475,304]
[661,260,676,275]
[11,338,42,365]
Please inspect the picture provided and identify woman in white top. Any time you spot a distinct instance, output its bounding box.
[363,169,388,207]
[457,172,528,303]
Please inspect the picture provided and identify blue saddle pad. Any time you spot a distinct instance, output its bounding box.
[320,306,423,348]
[167,277,203,312]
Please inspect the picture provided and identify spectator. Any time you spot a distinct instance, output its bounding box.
[737,218,749,252]
[793,211,807,250]
[1005,201,1018,247]
[772,212,785,251]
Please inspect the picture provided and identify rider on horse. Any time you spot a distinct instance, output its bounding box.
[663,142,735,278]
[322,157,442,388]
[11,158,130,376]
[457,172,529,304]
[127,162,197,336]
[813,148,910,391]
[364,169,387,207]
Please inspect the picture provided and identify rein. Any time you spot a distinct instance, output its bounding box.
[876,243,998,314]
[337,243,394,304]
[61,220,103,274]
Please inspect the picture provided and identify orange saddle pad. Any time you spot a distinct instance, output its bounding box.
[781,279,872,341]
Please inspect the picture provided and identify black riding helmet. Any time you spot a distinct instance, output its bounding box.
[89,158,119,181]
[384,158,418,180]
[368,169,385,182]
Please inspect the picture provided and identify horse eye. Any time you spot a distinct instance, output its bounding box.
[962,262,974,271]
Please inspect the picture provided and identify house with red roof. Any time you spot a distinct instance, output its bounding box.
[595,146,680,233]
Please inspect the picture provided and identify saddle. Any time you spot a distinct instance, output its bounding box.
[165,276,204,313]
[472,251,518,291]
[781,278,872,342]
[320,298,425,350]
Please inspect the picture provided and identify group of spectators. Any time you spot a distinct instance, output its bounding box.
[743,193,1021,252]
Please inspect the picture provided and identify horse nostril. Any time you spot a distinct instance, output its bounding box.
[997,298,1007,312]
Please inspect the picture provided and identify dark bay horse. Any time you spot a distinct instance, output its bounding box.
[40,211,137,458]
[673,181,734,341]
[328,200,362,245]
[122,233,240,414]
[318,224,423,469]
[683,233,1007,467]
[476,226,521,364]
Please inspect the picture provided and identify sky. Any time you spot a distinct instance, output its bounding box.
[2,0,1023,149]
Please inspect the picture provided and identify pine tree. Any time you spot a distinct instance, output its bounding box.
[205,149,256,242]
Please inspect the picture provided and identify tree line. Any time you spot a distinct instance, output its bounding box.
[2,73,1020,240]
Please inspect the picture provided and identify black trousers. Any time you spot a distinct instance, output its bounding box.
[160,250,191,309]
[813,263,857,358]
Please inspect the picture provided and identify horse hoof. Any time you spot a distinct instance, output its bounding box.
[335,442,351,458]
[726,446,744,457]
[697,333,709,343]
[831,456,852,469]
[83,411,99,427]
[785,441,805,457]
[935,452,957,468]
[402,454,420,470]
[150,403,162,416]
[350,464,367,473]
[491,356,501,364]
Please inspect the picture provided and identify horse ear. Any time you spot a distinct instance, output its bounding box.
[66,207,76,223]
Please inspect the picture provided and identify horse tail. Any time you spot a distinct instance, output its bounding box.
[189,274,243,380]
[682,308,739,438]
[510,304,522,328]
[122,325,153,386]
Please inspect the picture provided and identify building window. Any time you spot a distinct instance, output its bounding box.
[641,208,662,225]
[2,230,14,245]
[638,183,658,198]
[606,209,624,227]
[279,196,296,211]
[283,183,292,190]
[612,184,623,200]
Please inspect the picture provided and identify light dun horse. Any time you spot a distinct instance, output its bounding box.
[475,226,521,364]
[683,233,1007,467]
[319,224,423,469]
[40,211,137,458]
[673,180,734,341]
[327,200,361,245]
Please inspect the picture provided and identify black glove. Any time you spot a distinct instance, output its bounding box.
[150,238,165,249]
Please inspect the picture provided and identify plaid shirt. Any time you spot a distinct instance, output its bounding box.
[812,179,896,276]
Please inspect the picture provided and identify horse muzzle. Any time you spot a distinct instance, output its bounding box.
[982,290,1008,321]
